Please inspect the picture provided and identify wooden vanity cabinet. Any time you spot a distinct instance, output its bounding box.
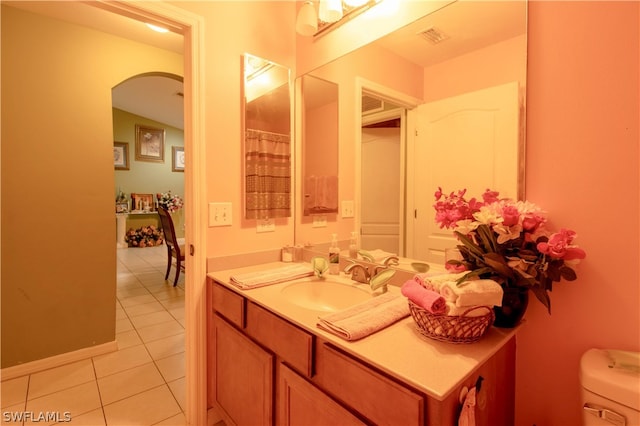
[278,363,366,426]
[211,314,273,426]
[207,278,515,426]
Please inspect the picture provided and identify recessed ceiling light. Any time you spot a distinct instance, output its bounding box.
[146,23,169,33]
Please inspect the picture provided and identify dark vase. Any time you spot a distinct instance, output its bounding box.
[493,287,529,328]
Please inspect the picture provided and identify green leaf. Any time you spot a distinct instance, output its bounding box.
[530,285,551,314]
[483,252,515,278]
[560,265,577,281]
[454,231,485,258]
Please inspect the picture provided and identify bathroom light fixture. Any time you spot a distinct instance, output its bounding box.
[296,0,381,37]
[296,1,318,36]
[319,0,343,23]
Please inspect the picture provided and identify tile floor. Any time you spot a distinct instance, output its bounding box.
[1,245,189,425]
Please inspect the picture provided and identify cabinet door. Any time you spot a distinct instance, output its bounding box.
[278,363,365,426]
[212,314,273,426]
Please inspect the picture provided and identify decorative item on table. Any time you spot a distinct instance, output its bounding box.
[433,187,587,327]
[401,277,499,343]
[125,225,164,248]
[157,191,184,213]
[115,189,129,213]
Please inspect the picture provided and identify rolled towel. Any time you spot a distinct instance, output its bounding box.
[439,281,459,303]
[413,273,434,291]
[401,280,447,314]
[451,279,504,307]
[424,271,467,292]
[445,302,490,317]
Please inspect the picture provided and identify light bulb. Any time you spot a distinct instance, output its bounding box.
[319,0,343,23]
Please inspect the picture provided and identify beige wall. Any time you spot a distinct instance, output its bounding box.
[0,5,183,367]
[178,1,297,258]
[113,108,185,237]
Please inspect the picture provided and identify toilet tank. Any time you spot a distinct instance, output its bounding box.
[580,348,640,426]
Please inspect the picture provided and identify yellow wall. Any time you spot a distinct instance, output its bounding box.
[113,108,185,237]
[0,5,183,367]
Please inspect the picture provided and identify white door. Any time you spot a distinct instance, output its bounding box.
[409,82,520,263]
[361,126,401,254]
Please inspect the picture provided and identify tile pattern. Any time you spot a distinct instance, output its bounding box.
[1,246,187,425]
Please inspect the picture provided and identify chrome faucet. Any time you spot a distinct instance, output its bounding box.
[344,262,371,284]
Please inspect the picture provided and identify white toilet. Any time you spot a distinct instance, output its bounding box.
[580,348,640,425]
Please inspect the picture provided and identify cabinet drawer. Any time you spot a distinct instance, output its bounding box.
[317,343,424,426]
[245,302,313,377]
[211,281,245,328]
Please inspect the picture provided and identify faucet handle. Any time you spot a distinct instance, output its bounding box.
[382,255,400,267]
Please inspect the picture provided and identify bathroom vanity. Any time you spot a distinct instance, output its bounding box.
[207,263,517,426]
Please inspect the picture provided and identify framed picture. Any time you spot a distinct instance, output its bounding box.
[131,193,155,212]
[114,142,129,170]
[116,202,129,213]
[172,146,185,172]
[135,124,164,163]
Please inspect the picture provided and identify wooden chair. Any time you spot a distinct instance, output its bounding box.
[157,206,185,286]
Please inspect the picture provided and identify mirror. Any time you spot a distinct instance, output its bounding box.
[295,1,527,272]
[301,74,339,216]
[243,53,292,220]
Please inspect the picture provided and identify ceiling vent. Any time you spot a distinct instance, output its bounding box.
[418,27,450,44]
[362,95,384,114]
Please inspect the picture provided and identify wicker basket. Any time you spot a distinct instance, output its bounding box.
[408,301,495,344]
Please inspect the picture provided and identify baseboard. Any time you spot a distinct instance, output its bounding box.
[0,340,118,381]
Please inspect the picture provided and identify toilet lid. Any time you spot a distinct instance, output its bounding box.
[580,349,640,411]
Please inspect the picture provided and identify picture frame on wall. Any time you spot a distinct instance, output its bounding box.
[172,146,185,172]
[135,124,165,163]
[114,141,129,170]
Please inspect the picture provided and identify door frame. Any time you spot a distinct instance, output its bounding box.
[95,2,207,425]
[354,78,421,257]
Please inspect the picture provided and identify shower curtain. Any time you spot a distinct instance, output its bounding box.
[245,128,291,219]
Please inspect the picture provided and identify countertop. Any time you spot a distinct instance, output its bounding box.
[208,261,519,401]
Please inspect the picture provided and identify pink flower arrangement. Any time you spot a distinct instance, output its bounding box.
[157,191,184,213]
[434,187,586,314]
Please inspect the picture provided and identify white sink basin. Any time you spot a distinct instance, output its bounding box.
[280,280,371,312]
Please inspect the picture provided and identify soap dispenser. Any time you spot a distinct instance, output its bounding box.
[349,231,358,259]
[329,233,340,275]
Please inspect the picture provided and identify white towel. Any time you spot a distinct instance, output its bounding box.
[317,292,409,341]
[445,302,491,317]
[439,281,459,303]
[230,264,314,289]
[360,249,397,263]
[451,279,504,307]
[423,272,467,292]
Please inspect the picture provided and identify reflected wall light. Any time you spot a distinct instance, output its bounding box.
[296,0,380,37]
[296,1,318,36]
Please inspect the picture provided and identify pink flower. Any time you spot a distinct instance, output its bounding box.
[482,189,500,204]
[501,205,520,227]
[522,213,545,232]
[537,229,586,260]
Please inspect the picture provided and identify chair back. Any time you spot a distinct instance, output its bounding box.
[157,207,180,254]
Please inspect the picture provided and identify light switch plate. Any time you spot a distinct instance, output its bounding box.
[312,215,327,228]
[257,218,275,233]
[341,200,355,218]
[209,202,232,227]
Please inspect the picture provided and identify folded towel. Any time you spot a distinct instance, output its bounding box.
[452,279,504,307]
[445,302,491,317]
[317,292,409,341]
[401,280,447,314]
[413,273,433,290]
[230,264,314,289]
